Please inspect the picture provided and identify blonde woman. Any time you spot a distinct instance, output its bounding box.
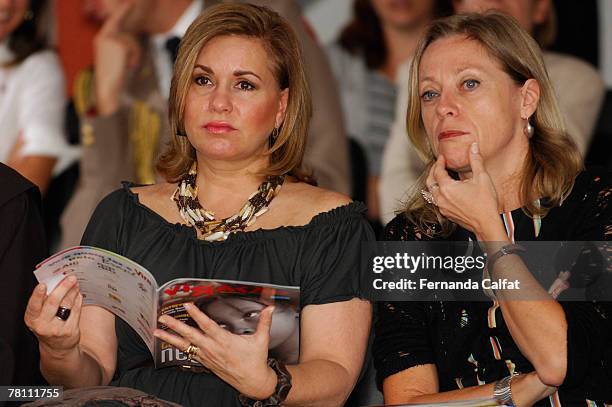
[25,4,372,406]
[373,12,611,406]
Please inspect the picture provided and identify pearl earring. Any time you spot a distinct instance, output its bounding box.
[524,120,534,138]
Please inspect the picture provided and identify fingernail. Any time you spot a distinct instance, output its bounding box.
[471,142,479,154]
[37,284,46,292]
[183,303,192,310]
[68,275,77,283]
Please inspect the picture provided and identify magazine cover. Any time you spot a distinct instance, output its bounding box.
[156,278,300,368]
[34,246,300,369]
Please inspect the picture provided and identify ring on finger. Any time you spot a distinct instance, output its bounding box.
[184,344,199,360]
[55,306,71,321]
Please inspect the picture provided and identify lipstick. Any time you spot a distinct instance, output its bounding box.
[204,121,236,134]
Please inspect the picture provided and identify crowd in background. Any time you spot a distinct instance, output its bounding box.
[1,0,611,404]
[1,0,610,250]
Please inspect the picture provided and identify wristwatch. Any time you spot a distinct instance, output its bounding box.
[494,374,517,406]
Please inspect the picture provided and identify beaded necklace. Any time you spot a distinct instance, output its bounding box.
[171,163,285,241]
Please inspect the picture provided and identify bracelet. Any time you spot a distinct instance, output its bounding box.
[238,359,292,407]
[487,244,526,272]
[493,374,517,406]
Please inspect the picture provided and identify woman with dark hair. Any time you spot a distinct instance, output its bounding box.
[0,0,77,194]
[327,0,451,225]
[373,12,611,406]
[25,4,372,407]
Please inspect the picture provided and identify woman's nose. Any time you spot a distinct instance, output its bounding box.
[208,87,233,113]
[435,90,459,118]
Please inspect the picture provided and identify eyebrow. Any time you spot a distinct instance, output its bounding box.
[193,64,262,81]
[419,66,485,84]
[453,65,484,74]
[234,70,262,80]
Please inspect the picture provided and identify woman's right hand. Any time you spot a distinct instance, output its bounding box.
[427,143,507,241]
[24,276,84,356]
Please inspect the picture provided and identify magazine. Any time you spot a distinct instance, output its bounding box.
[34,246,300,369]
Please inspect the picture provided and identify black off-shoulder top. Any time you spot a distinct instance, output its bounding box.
[80,182,375,407]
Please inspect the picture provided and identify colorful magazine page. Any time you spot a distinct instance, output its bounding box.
[34,246,158,353]
[34,246,300,369]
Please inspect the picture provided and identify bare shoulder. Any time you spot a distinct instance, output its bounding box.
[278,181,353,226]
[311,186,353,213]
[129,183,181,223]
[130,183,174,201]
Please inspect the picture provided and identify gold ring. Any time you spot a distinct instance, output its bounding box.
[184,344,199,360]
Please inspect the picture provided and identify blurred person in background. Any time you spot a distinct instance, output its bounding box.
[379,0,605,224]
[327,0,451,230]
[0,0,77,194]
[59,0,203,249]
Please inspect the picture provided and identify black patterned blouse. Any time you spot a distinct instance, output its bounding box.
[373,170,612,406]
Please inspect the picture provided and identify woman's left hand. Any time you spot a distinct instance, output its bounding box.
[153,303,277,399]
[426,142,504,240]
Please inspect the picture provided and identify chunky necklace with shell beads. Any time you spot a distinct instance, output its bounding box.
[171,162,285,241]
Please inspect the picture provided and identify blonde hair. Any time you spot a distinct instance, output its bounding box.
[404,12,582,237]
[157,3,313,183]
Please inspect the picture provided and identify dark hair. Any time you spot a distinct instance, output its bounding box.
[6,0,48,66]
[338,0,452,70]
